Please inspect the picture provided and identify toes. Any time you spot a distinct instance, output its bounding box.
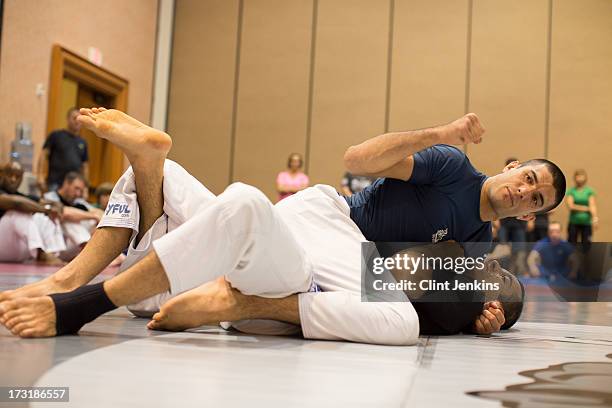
[19,328,35,338]
[98,106,107,111]
[0,300,17,317]
[2,309,21,324]
[19,328,39,338]
[0,290,14,303]
[77,114,96,128]
[148,311,174,331]
[79,108,94,116]
[6,314,32,330]
[11,321,31,336]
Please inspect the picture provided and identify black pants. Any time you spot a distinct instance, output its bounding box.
[568,223,592,254]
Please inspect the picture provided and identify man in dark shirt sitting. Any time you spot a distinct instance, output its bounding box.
[38,107,89,192]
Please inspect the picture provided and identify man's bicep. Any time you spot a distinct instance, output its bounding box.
[367,156,414,181]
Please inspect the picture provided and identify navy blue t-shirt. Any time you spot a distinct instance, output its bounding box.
[533,237,574,275]
[344,145,491,257]
[43,130,89,186]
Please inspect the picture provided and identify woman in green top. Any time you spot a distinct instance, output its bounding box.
[565,169,598,253]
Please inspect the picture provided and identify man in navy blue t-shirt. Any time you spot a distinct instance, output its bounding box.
[343,113,567,334]
[344,113,566,258]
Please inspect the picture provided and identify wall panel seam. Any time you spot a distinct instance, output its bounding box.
[229,0,245,183]
[384,0,395,133]
[544,0,553,159]
[305,0,319,175]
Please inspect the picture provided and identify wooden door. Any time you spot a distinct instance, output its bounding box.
[47,45,129,188]
[76,86,117,189]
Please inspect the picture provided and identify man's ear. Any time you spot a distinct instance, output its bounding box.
[484,258,501,273]
[502,161,520,173]
[517,214,535,222]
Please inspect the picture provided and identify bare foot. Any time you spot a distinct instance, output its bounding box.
[0,297,56,338]
[147,278,245,331]
[36,250,65,266]
[0,275,72,317]
[76,107,172,163]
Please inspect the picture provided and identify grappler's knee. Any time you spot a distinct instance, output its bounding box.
[221,183,274,221]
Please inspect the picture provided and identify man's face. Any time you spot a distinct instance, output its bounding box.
[60,178,85,203]
[548,223,562,243]
[486,163,556,219]
[2,162,24,193]
[67,110,81,134]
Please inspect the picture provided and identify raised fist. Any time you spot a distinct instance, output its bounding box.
[439,113,485,145]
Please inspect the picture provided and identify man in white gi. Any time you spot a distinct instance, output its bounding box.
[0,108,563,344]
[0,161,66,264]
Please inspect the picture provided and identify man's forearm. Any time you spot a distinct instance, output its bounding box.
[344,127,442,175]
[343,114,484,177]
[3,196,47,215]
[244,294,301,325]
[62,206,99,222]
[527,251,541,276]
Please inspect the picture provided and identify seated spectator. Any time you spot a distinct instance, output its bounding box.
[43,172,102,261]
[94,182,114,210]
[276,153,309,201]
[340,172,374,196]
[0,161,66,264]
[527,221,577,282]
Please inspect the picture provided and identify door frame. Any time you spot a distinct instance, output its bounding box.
[46,44,129,183]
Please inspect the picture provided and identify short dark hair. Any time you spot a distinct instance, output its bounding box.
[520,159,566,214]
[95,182,114,198]
[66,107,79,118]
[505,157,518,166]
[500,280,525,330]
[62,171,87,186]
[287,153,303,169]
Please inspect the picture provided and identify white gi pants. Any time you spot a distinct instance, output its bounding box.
[0,211,66,262]
[99,160,418,346]
[59,220,96,261]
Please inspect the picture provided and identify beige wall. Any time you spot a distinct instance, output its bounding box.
[167,0,239,194]
[168,0,612,239]
[0,0,159,170]
[547,0,612,238]
[233,0,313,198]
